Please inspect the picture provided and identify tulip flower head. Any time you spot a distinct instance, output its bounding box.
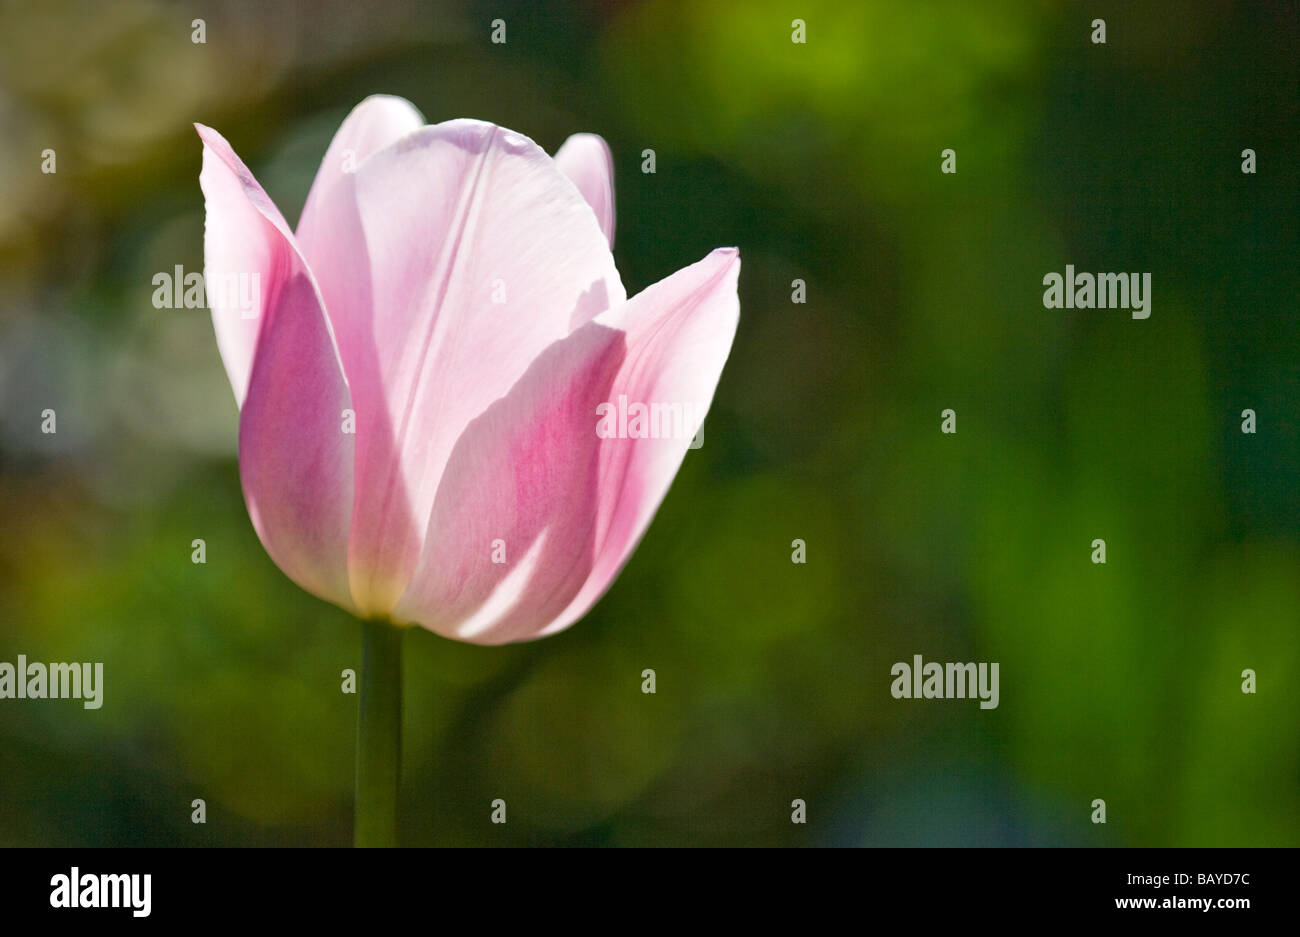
[198,95,739,644]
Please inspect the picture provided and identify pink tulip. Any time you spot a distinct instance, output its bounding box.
[197,95,740,645]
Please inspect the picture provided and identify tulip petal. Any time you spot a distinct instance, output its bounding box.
[197,124,356,612]
[302,119,626,616]
[395,248,739,643]
[296,94,425,270]
[554,133,616,246]
[392,322,626,642]
[198,124,298,407]
[548,247,740,636]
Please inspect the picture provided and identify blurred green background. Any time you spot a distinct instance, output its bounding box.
[0,0,1296,846]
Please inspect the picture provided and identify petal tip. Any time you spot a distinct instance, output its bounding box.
[706,247,741,280]
[355,93,427,125]
[194,123,234,162]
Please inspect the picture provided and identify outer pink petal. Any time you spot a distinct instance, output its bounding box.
[295,94,425,271]
[197,124,356,612]
[554,133,616,247]
[199,124,294,407]
[302,119,626,617]
[395,248,740,644]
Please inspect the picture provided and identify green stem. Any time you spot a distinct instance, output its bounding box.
[355,618,403,848]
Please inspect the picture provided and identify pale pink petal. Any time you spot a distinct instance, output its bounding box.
[198,124,298,406]
[197,124,356,612]
[395,248,740,644]
[554,133,616,246]
[392,323,626,642]
[302,119,626,617]
[296,94,425,270]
